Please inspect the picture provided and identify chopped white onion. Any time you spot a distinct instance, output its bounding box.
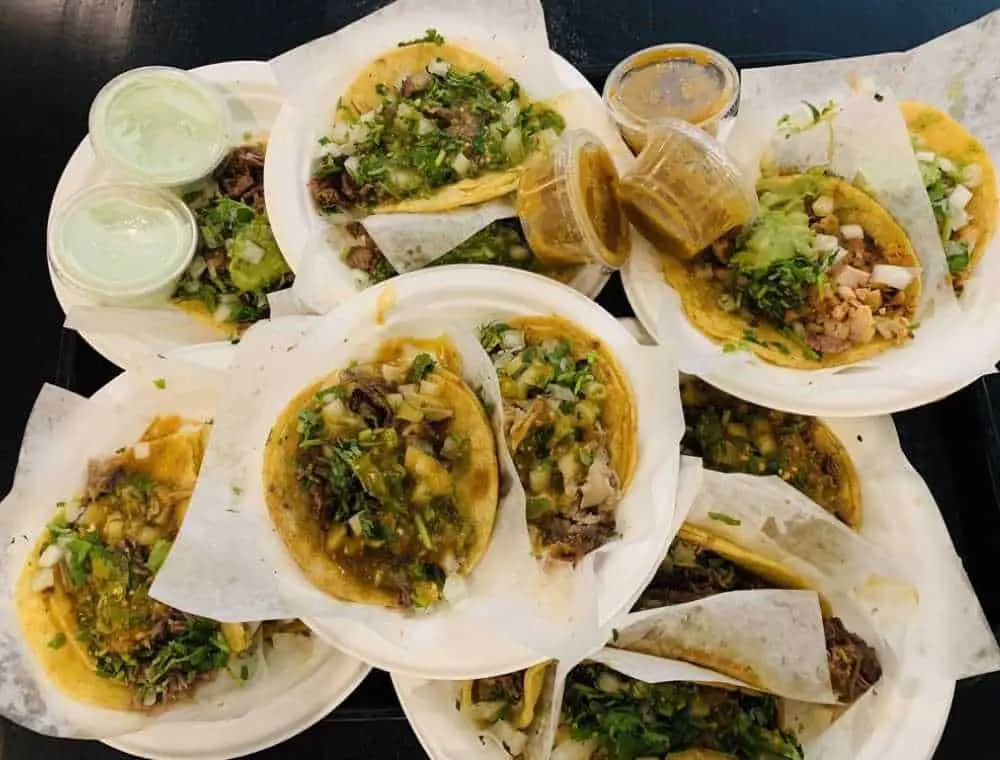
[502,127,524,162]
[832,247,850,266]
[450,152,472,177]
[395,102,417,120]
[442,572,469,603]
[870,264,916,290]
[235,241,265,265]
[501,100,521,127]
[949,203,970,231]
[37,544,64,569]
[836,266,870,289]
[963,163,983,188]
[416,117,436,136]
[427,58,451,76]
[344,155,361,178]
[814,233,840,253]
[546,384,577,403]
[501,330,525,351]
[213,303,234,323]
[348,122,370,146]
[938,156,958,175]
[915,151,937,163]
[348,513,364,536]
[949,184,974,210]
[329,121,350,143]
[812,195,835,216]
[187,256,207,279]
[490,721,528,757]
[322,399,348,421]
[840,224,865,240]
[31,568,55,592]
[132,441,150,461]
[509,245,530,261]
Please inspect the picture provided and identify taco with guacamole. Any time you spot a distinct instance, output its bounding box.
[479,318,637,562]
[633,525,882,704]
[461,662,554,757]
[15,417,294,711]
[263,347,499,609]
[901,101,998,293]
[310,30,565,215]
[680,377,861,529]
[665,173,921,367]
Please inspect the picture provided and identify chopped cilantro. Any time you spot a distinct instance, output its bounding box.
[708,511,742,526]
[146,539,173,573]
[398,28,445,46]
[945,239,971,275]
[48,633,67,649]
[153,378,166,389]
[407,353,437,383]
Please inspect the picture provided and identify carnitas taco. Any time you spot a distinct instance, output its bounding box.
[680,377,861,529]
[460,662,554,757]
[664,173,921,367]
[263,347,499,609]
[634,525,882,704]
[310,30,565,215]
[16,417,305,711]
[901,101,998,292]
[479,317,637,561]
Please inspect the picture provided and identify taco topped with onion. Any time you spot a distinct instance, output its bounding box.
[479,317,637,562]
[263,348,499,609]
[680,377,861,529]
[901,101,998,293]
[460,662,554,758]
[310,30,565,215]
[665,173,921,367]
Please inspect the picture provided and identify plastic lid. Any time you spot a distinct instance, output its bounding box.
[89,66,232,186]
[49,184,198,301]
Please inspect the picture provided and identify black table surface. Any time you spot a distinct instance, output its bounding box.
[4,1,1000,758]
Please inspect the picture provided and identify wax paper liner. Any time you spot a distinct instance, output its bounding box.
[0,363,330,738]
[64,305,235,358]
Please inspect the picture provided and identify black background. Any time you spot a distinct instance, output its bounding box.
[3,1,1000,758]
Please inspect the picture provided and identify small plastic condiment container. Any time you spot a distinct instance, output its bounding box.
[89,66,232,186]
[617,118,756,261]
[516,129,632,270]
[49,184,198,305]
[603,43,740,152]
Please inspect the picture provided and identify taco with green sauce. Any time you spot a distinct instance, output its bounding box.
[901,101,998,293]
[680,377,862,529]
[309,31,566,215]
[263,347,499,609]
[664,173,921,367]
[633,525,882,705]
[479,317,637,562]
[460,662,555,757]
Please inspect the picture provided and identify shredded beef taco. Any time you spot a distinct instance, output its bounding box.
[680,377,861,529]
[664,173,921,367]
[461,662,554,757]
[633,525,882,704]
[16,417,274,711]
[263,348,499,609]
[310,32,565,215]
[479,317,637,562]
[901,101,998,293]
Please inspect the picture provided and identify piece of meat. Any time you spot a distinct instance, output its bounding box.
[540,511,617,562]
[216,145,266,212]
[578,451,620,509]
[310,171,377,211]
[805,332,851,355]
[847,304,875,343]
[426,106,480,141]
[345,245,379,273]
[836,266,870,289]
[824,616,882,703]
[348,381,394,427]
[874,316,911,341]
[400,71,431,97]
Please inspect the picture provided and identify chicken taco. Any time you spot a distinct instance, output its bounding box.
[479,317,637,562]
[15,417,302,711]
[460,662,554,757]
[664,173,921,367]
[310,31,565,215]
[901,101,998,292]
[680,377,861,529]
[263,348,499,609]
[633,525,882,704]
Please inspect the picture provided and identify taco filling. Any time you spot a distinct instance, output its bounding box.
[559,663,803,760]
[479,319,636,561]
[635,535,882,703]
[173,145,294,327]
[680,377,861,528]
[461,662,551,756]
[310,33,564,213]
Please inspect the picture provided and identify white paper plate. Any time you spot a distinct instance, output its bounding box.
[47,61,282,371]
[263,52,611,301]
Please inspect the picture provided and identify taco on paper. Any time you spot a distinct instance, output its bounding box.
[263,347,499,609]
[460,662,554,757]
[15,417,302,711]
[664,173,921,367]
[633,525,882,704]
[680,376,861,529]
[309,31,566,215]
[479,317,637,562]
[901,101,998,293]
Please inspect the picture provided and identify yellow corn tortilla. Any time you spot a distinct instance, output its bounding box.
[461,662,552,732]
[664,174,921,368]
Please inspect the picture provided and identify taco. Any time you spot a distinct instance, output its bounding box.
[664,173,921,367]
[680,377,861,529]
[633,525,882,704]
[15,417,286,711]
[555,662,804,760]
[901,101,998,293]
[263,348,499,609]
[309,31,565,215]
[479,317,637,561]
[461,662,554,757]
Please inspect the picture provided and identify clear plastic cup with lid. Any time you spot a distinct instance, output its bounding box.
[603,43,740,152]
[48,183,199,305]
[616,117,757,261]
[516,129,632,271]
[89,66,232,186]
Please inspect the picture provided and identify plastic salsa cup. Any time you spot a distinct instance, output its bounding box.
[616,118,756,261]
[603,43,740,152]
[516,129,632,270]
[89,66,232,186]
[48,183,198,305]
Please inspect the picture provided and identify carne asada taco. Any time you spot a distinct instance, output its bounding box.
[901,101,998,292]
[479,317,637,562]
[263,349,499,609]
[310,33,565,215]
[680,377,861,529]
[16,417,276,711]
[633,525,882,704]
[664,173,921,367]
[556,662,804,760]
[460,662,554,757]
